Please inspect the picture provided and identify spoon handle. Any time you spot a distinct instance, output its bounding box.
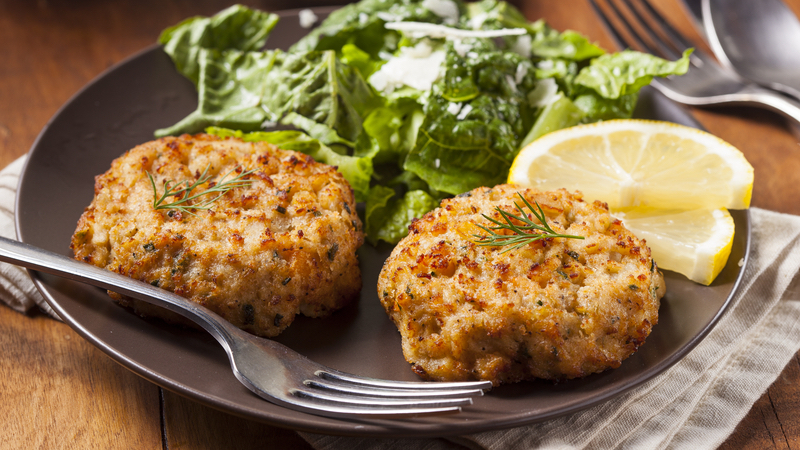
[745,88,800,125]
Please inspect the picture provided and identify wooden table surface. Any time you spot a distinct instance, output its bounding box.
[2,0,800,448]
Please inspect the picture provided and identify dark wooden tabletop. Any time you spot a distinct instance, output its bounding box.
[2,0,800,448]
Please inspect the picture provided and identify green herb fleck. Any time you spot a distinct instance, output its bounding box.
[243,304,255,325]
[327,243,339,261]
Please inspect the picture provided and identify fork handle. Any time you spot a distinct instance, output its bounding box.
[0,235,240,350]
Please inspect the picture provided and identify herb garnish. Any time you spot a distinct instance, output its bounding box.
[148,165,254,215]
[473,194,584,252]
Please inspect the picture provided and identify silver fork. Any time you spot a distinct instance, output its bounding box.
[0,235,491,418]
[588,0,800,124]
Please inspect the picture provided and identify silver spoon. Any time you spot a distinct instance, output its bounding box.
[702,0,800,100]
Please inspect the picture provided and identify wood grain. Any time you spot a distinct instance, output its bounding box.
[0,306,161,449]
[162,390,314,449]
[1,0,800,448]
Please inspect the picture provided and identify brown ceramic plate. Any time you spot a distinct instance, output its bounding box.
[15,7,749,437]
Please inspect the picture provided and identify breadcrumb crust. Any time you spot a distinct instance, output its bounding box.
[378,185,665,385]
[71,134,363,337]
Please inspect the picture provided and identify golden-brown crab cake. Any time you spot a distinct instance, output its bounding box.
[377,185,665,386]
[71,134,363,338]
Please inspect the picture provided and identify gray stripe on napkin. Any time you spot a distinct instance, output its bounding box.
[0,155,58,318]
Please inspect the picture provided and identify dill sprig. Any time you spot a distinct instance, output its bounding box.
[147,165,255,215]
[473,193,584,253]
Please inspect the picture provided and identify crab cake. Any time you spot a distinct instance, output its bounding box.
[71,134,363,338]
[377,185,665,385]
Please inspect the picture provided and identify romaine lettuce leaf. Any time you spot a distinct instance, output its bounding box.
[527,20,605,61]
[364,185,399,244]
[520,94,584,147]
[279,112,355,148]
[365,186,440,245]
[291,0,465,56]
[467,1,603,61]
[155,49,279,137]
[466,0,532,30]
[403,39,537,194]
[572,91,639,121]
[362,100,425,166]
[156,2,694,246]
[340,43,386,80]
[261,50,383,144]
[574,49,692,99]
[404,96,518,194]
[158,48,383,149]
[159,5,278,85]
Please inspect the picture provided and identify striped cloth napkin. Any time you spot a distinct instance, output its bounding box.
[0,155,56,318]
[3,155,800,449]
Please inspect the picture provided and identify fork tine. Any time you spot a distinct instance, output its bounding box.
[306,378,487,399]
[289,397,467,417]
[617,0,684,60]
[592,0,710,70]
[588,0,643,52]
[590,0,667,58]
[636,0,694,51]
[288,382,480,416]
[316,369,493,391]
[293,389,475,408]
[285,364,492,416]
[634,0,718,69]
[234,329,492,417]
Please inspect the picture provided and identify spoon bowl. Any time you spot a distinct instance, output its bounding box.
[703,0,800,100]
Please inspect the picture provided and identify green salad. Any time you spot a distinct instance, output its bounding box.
[155,1,689,244]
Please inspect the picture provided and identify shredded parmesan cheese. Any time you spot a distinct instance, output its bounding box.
[528,78,560,108]
[298,9,318,28]
[369,41,446,94]
[422,0,460,25]
[384,21,526,39]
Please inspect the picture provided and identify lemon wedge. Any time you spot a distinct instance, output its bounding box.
[613,208,735,285]
[508,119,754,210]
[508,119,753,285]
